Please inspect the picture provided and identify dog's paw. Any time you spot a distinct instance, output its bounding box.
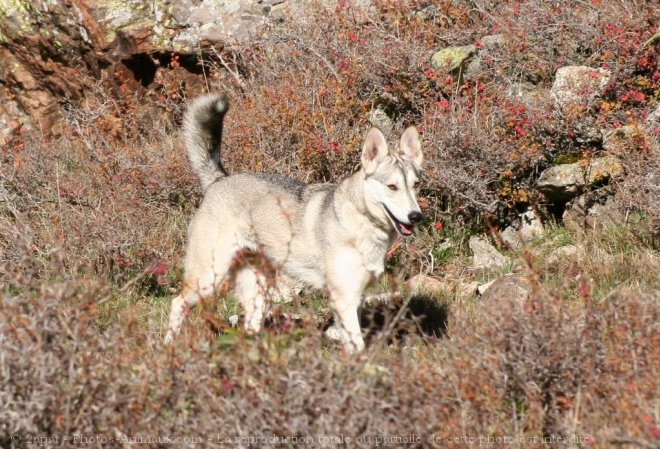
[164,331,174,344]
[324,323,349,343]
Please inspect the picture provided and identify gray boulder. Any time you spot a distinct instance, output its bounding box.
[544,245,579,267]
[369,107,395,140]
[480,274,532,303]
[431,45,477,75]
[501,209,545,249]
[537,156,624,201]
[563,193,623,231]
[464,34,504,81]
[537,163,586,201]
[550,66,610,113]
[469,236,509,270]
[647,103,660,134]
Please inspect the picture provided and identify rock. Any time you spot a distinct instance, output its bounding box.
[405,275,478,298]
[0,0,333,134]
[480,274,533,303]
[457,281,479,298]
[545,245,579,267]
[550,66,610,113]
[603,125,656,153]
[584,196,623,230]
[369,107,394,139]
[477,279,496,296]
[537,156,624,201]
[475,276,537,339]
[537,163,586,201]
[562,194,589,233]
[324,323,349,344]
[431,45,477,74]
[562,193,623,231]
[363,292,400,305]
[517,87,552,109]
[572,122,603,144]
[463,34,504,81]
[586,155,625,185]
[469,236,509,270]
[647,103,660,133]
[435,240,453,253]
[406,274,449,294]
[501,209,545,249]
[0,1,106,133]
[481,34,505,49]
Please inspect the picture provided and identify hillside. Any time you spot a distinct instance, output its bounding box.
[1,1,658,447]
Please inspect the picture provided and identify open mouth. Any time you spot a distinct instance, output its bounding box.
[383,205,414,236]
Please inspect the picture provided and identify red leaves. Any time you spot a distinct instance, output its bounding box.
[220,377,235,394]
[147,262,168,277]
[620,89,646,104]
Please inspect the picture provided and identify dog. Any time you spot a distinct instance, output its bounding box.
[165,93,424,352]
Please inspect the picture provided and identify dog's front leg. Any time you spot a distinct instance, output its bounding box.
[326,248,370,353]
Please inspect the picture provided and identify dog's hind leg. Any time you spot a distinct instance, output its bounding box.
[165,288,201,343]
[234,266,269,333]
[165,235,239,342]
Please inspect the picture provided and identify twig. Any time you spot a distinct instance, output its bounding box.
[273,34,341,82]
[211,46,247,91]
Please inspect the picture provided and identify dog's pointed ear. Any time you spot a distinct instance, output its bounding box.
[361,127,388,174]
[399,126,423,167]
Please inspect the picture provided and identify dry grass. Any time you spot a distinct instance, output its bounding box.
[1,227,658,448]
[1,0,659,447]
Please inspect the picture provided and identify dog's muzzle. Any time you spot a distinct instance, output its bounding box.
[383,205,420,236]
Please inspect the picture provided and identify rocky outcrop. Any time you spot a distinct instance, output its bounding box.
[469,236,509,270]
[0,0,111,132]
[550,66,610,113]
[563,194,624,231]
[431,45,477,75]
[431,35,504,81]
[544,245,579,267]
[537,156,624,201]
[480,274,532,303]
[537,163,585,200]
[406,274,479,298]
[500,209,545,249]
[464,34,504,81]
[602,124,657,153]
[0,0,299,134]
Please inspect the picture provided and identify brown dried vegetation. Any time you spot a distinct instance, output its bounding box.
[1,1,658,447]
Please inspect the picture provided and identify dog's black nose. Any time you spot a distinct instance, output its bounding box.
[408,211,422,224]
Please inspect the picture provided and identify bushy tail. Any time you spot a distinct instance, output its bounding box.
[183,93,230,190]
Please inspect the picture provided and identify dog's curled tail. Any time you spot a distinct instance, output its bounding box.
[183,93,230,190]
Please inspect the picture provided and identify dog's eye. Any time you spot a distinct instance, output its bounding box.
[387,184,398,191]
[413,181,420,189]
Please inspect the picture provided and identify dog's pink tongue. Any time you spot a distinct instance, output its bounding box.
[399,223,414,236]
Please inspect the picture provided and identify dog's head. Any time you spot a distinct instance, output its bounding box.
[361,126,424,237]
